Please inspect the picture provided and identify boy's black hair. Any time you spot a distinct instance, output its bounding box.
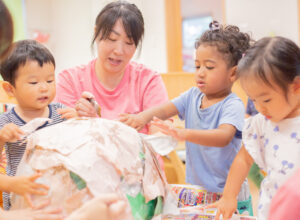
[237,36,300,97]
[92,0,144,48]
[0,39,55,86]
[195,21,253,68]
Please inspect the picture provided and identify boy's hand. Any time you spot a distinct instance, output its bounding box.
[118,113,146,131]
[0,123,24,143]
[9,173,49,208]
[150,117,186,141]
[206,196,238,220]
[57,108,78,119]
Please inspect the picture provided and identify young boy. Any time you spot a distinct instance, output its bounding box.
[0,39,76,210]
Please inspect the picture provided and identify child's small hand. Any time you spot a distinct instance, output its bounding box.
[9,173,49,208]
[57,108,78,119]
[150,117,186,141]
[119,113,146,131]
[0,123,24,143]
[205,196,237,220]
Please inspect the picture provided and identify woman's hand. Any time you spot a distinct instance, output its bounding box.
[150,117,186,141]
[66,194,126,220]
[75,92,99,118]
[118,113,147,131]
[8,173,49,208]
[57,108,78,119]
[205,196,238,220]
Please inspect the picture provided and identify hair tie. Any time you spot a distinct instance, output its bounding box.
[209,20,220,31]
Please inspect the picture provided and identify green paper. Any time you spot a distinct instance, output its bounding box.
[127,193,163,220]
[69,171,86,190]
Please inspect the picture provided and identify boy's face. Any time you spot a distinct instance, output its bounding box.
[12,60,56,110]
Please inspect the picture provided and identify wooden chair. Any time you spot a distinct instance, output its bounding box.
[162,150,186,184]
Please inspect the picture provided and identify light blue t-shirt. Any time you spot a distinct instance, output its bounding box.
[172,87,245,192]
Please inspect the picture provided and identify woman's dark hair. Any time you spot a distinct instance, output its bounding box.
[195,21,252,67]
[0,39,55,86]
[92,1,144,47]
[0,0,14,61]
[237,36,300,96]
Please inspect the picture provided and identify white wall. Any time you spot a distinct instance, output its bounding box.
[23,0,300,74]
[25,0,167,74]
[50,0,95,73]
[225,0,299,43]
[137,0,167,73]
[25,0,52,49]
[181,0,223,22]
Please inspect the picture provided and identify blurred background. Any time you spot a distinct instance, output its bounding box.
[4,0,299,74]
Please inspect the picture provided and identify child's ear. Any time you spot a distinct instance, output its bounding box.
[229,66,237,82]
[293,76,300,94]
[2,81,15,97]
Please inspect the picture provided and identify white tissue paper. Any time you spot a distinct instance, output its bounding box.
[11,118,179,219]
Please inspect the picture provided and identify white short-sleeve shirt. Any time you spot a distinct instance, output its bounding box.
[243,114,300,219]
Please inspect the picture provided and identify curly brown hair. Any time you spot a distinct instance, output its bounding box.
[195,21,253,67]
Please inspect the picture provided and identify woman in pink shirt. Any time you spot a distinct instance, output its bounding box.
[55,1,168,134]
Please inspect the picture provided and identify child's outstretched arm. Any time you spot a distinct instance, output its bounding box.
[0,123,24,153]
[119,101,178,131]
[0,173,49,208]
[207,146,254,220]
[152,118,237,147]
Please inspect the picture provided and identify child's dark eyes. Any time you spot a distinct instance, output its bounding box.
[195,65,214,70]
[108,38,117,42]
[28,80,53,84]
[263,99,271,103]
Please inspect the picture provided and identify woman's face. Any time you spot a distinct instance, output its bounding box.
[96,19,136,75]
